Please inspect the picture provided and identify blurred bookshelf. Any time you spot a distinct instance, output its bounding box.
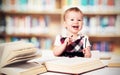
[0,0,120,52]
[0,0,62,50]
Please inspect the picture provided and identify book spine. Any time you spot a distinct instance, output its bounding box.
[2,0,57,12]
[91,41,115,52]
[62,0,118,12]
[0,13,6,34]
[8,37,53,49]
[5,15,51,35]
[82,16,117,35]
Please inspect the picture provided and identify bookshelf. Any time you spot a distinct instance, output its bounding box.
[0,0,62,49]
[0,0,120,52]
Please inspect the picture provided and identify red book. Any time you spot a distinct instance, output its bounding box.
[107,0,114,6]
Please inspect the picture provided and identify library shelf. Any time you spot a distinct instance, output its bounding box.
[0,0,120,51]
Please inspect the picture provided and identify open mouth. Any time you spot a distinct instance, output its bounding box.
[72,26,79,29]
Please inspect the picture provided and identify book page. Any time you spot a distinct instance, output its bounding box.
[1,62,47,75]
[1,41,35,62]
[1,51,41,68]
[0,41,38,68]
[45,57,106,74]
[9,52,41,63]
[45,57,99,66]
[5,48,37,64]
[0,41,24,63]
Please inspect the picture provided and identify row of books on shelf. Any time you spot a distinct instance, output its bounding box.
[91,41,114,52]
[63,0,120,12]
[81,15,120,35]
[0,13,5,34]
[1,0,57,12]
[4,15,52,35]
[1,37,53,49]
[1,0,120,13]
[0,15,120,36]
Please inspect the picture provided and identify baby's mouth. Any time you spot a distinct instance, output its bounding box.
[72,26,79,29]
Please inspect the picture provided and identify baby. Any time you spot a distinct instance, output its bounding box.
[53,7,91,58]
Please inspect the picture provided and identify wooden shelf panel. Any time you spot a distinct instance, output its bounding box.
[89,36,120,42]
[83,11,120,15]
[89,35,120,38]
[6,34,53,38]
[3,9,62,15]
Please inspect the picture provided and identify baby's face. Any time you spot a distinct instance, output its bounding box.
[65,11,83,34]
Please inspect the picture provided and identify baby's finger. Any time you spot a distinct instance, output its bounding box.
[82,50,85,54]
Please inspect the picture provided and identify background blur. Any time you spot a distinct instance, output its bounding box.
[0,0,120,52]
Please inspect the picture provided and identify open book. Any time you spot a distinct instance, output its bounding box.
[44,57,106,74]
[0,41,41,68]
[0,62,47,75]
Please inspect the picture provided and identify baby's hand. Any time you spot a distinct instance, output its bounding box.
[82,47,91,58]
[64,35,73,45]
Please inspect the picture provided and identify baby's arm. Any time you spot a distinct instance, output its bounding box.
[53,37,72,56]
[53,41,67,56]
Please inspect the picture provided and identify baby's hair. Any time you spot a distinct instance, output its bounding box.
[63,7,83,21]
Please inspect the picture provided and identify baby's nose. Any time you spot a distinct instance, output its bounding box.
[74,20,79,23]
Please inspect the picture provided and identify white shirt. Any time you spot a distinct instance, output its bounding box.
[54,34,91,48]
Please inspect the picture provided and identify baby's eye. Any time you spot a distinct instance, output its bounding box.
[78,19,82,21]
[70,19,74,21]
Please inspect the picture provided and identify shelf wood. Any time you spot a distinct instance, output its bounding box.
[83,11,120,15]
[3,9,62,15]
[6,34,53,38]
[89,36,120,42]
